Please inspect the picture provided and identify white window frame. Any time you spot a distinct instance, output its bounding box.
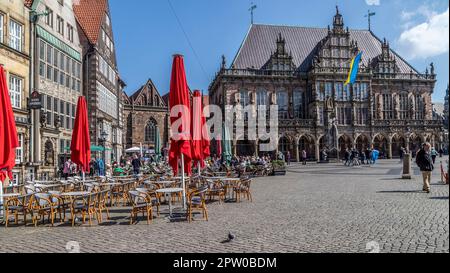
[9,19,23,52]
[0,13,4,44]
[9,75,22,109]
[15,134,23,164]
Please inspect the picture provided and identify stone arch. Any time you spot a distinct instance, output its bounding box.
[338,134,353,158]
[278,135,292,156]
[409,134,423,153]
[391,133,407,158]
[373,134,388,158]
[355,134,370,153]
[298,134,316,160]
[44,139,55,166]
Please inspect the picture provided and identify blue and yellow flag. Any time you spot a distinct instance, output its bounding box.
[345,52,363,86]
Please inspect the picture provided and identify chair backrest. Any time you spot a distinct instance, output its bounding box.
[34,193,52,207]
[128,191,148,206]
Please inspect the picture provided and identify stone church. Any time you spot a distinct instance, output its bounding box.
[209,7,445,161]
[123,79,169,154]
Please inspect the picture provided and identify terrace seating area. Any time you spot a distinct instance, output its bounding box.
[0,171,253,228]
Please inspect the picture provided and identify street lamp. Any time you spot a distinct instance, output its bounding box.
[100,131,108,165]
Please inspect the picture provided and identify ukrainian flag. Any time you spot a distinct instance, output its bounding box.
[345,52,363,86]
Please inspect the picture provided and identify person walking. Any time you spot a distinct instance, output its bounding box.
[365,148,372,165]
[416,143,434,193]
[63,159,71,180]
[286,151,291,166]
[344,149,351,166]
[430,147,438,164]
[301,150,307,165]
[131,155,141,176]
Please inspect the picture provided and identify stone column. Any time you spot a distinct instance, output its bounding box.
[315,143,320,163]
[388,139,393,159]
[405,137,410,153]
[295,143,300,162]
[402,153,412,179]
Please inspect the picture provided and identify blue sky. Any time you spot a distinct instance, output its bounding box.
[110,0,449,103]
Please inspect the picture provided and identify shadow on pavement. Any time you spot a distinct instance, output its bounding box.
[377,190,425,194]
[429,197,449,200]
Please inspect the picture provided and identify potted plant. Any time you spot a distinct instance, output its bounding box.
[271,160,286,176]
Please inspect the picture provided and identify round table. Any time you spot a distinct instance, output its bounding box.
[147,181,180,188]
[60,192,91,197]
[2,193,21,198]
[156,188,184,218]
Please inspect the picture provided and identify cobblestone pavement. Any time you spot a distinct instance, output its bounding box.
[1,159,448,253]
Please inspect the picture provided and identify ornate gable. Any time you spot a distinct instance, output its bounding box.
[129,79,167,108]
[369,38,400,76]
[311,7,358,70]
[262,33,296,71]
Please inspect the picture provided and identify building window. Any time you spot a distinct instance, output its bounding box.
[399,93,409,119]
[9,19,23,52]
[335,83,348,101]
[45,7,53,28]
[56,16,64,36]
[293,89,304,118]
[240,89,249,107]
[145,119,157,143]
[0,13,4,44]
[355,107,368,125]
[325,82,333,98]
[415,95,425,120]
[9,75,22,109]
[277,91,288,119]
[67,24,74,42]
[97,81,118,119]
[316,82,325,101]
[382,94,394,120]
[15,134,23,164]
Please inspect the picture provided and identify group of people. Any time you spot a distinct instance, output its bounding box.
[343,148,380,167]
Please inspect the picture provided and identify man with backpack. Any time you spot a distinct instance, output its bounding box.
[416,143,434,194]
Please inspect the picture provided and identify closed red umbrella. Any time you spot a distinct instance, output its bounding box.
[0,65,19,183]
[192,90,210,170]
[168,55,192,176]
[71,96,91,175]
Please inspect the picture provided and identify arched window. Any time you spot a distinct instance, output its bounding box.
[415,95,425,120]
[144,119,157,143]
[256,89,267,106]
[240,89,249,107]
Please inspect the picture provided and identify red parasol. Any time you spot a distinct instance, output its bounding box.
[168,55,192,176]
[71,96,91,174]
[0,66,19,183]
[191,90,210,169]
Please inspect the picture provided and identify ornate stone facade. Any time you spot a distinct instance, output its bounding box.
[209,7,444,161]
[0,0,32,183]
[123,79,169,153]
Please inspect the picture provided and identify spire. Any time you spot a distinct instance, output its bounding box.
[333,5,344,32]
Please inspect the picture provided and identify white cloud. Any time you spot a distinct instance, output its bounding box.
[366,0,380,6]
[397,8,449,59]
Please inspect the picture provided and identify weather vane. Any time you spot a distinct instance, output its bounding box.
[365,10,376,31]
[249,2,257,24]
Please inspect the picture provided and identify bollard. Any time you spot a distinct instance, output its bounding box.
[402,153,412,179]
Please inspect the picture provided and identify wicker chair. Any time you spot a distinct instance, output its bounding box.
[186,186,209,223]
[31,193,61,227]
[233,178,253,203]
[69,193,99,226]
[207,180,225,204]
[3,194,34,227]
[128,191,153,225]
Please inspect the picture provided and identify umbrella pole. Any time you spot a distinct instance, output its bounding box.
[181,154,187,211]
[198,162,201,176]
[0,182,3,221]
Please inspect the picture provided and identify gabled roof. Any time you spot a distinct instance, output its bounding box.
[232,24,418,74]
[73,0,108,44]
[128,79,167,107]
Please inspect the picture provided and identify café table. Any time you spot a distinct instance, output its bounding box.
[156,188,184,219]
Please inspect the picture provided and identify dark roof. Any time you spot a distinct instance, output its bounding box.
[232,24,417,74]
[128,79,166,107]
